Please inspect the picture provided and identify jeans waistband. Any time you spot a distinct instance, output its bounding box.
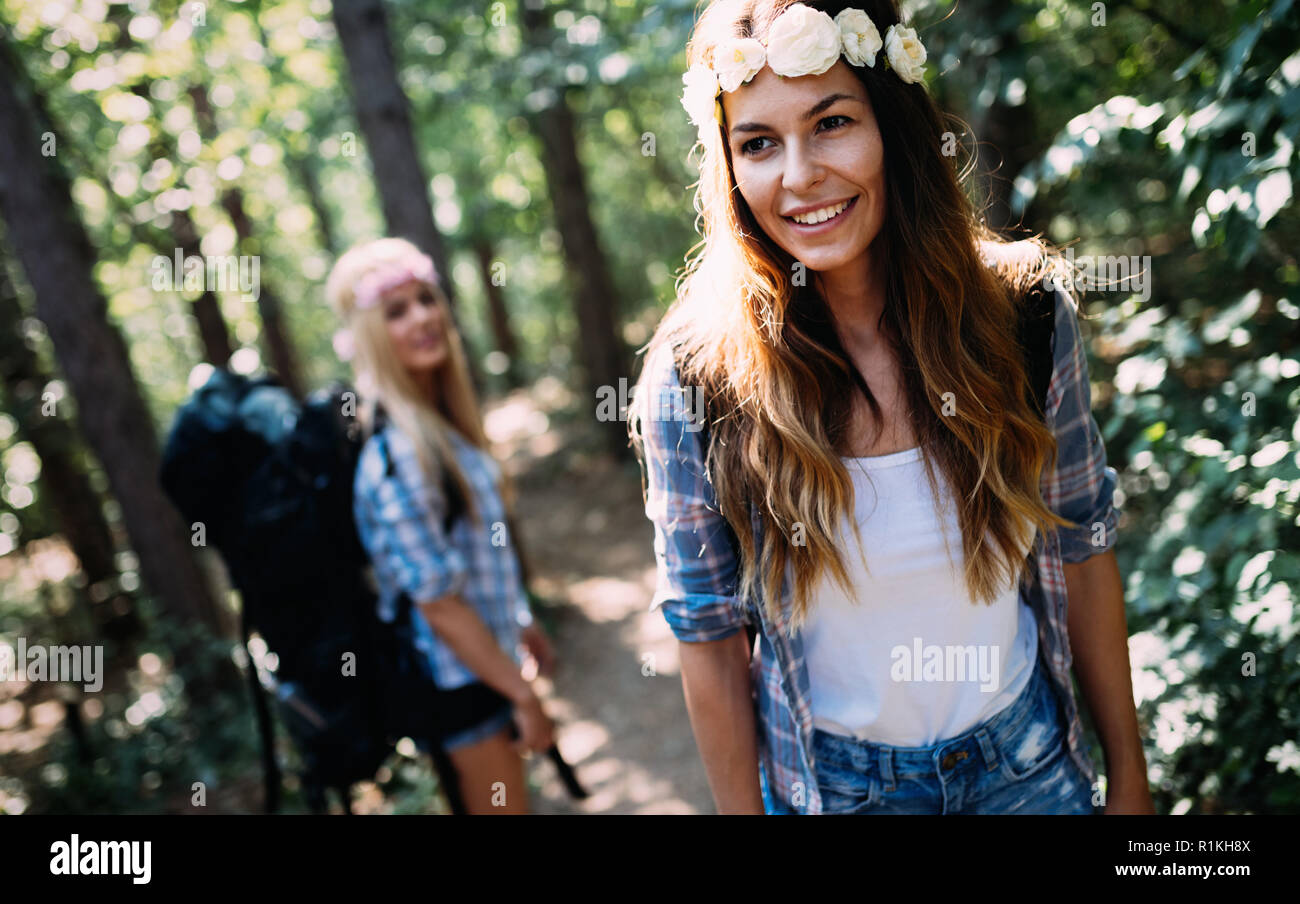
[812,653,1053,779]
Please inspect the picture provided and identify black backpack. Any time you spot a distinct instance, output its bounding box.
[1018,282,1058,422]
[158,369,464,811]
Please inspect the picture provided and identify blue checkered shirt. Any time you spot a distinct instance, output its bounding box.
[639,287,1118,814]
[353,420,532,691]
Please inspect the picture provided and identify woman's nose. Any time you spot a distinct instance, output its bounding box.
[781,141,825,195]
[413,298,439,324]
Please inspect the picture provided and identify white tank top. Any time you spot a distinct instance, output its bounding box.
[801,446,1038,748]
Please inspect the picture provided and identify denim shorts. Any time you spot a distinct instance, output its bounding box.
[440,703,515,752]
[810,655,1096,814]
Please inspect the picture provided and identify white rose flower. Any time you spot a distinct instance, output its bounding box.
[680,63,721,131]
[713,37,767,93]
[835,8,882,68]
[765,3,841,79]
[883,24,927,84]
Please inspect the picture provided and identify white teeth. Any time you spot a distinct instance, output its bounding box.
[791,199,851,225]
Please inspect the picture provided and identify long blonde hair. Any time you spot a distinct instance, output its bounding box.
[631,0,1078,632]
[327,237,488,524]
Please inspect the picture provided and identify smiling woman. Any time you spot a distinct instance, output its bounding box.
[630,0,1151,817]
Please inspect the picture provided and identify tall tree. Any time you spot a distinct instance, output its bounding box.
[0,41,232,651]
[288,146,340,258]
[0,246,142,650]
[249,15,341,259]
[330,0,457,304]
[519,0,628,454]
[189,85,306,400]
[173,206,236,368]
[949,0,1039,234]
[472,239,524,388]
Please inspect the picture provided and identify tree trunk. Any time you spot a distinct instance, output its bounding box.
[218,186,306,399]
[188,86,305,399]
[122,75,236,370]
[288,149,339,257]
[0,42,232,654]
[962,0,1039,235]
[531,103,629,453]
[329,0,456,304]
[0,248,143,650]
[173,209,234,367]
[520,2,629,455]
[250,18,339,260]
[472,240,523,387]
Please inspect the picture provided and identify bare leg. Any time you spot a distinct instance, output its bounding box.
[445,729,529,814]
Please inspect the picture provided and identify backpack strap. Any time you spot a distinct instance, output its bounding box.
[1018,284,1058,422]
[371,402,396,478]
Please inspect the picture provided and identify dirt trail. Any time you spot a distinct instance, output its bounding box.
[485,388,713,814]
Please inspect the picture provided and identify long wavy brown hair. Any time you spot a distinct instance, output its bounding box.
[631,0,1079,633]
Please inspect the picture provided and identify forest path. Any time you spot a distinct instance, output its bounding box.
[485,382,711,815]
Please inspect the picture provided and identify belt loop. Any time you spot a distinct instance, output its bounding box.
[879,747,896,792]
[974,728,999,772]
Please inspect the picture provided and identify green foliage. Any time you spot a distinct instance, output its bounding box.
[915,0,1300,812]
[11,597,260,815]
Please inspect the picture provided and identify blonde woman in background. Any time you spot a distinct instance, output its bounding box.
[328,237,555,814]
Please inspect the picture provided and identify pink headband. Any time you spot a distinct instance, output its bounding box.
[353,251,438,310]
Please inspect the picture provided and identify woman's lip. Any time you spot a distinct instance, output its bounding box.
[783,195,858,233]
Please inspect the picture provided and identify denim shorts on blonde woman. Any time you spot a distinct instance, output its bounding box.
[807,654,1097,815]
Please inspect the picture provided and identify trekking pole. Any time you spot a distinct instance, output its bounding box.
[546,743,588,800]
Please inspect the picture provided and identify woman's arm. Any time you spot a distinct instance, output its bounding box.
[418,593,531,703]
[1064,550,1155,814]
[418,593,553,752]
[637,342,762,811]
[1039,287,1152,812]
[351,431,553,752]
[678,632,765,814]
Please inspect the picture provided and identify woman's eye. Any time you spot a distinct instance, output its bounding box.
[740,136,772,156]
[384,303,404,320]
[817,114,851,133]
[419,291,436,306]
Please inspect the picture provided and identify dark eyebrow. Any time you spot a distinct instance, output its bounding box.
[729,93,861,136]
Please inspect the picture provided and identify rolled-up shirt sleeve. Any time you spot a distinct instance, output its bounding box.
[1043,287,1121,563]
[639,344,748,642]
[353,432,469,611]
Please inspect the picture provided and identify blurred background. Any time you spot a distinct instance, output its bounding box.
[0,0,1296,815]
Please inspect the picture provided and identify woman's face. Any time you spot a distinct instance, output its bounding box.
[380,279,450,375]
[723,60,886,275]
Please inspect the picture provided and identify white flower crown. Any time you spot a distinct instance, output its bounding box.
[681,4,927,140]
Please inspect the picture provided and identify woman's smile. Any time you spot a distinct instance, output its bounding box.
[410,330,442,350]
[783,194,859,233]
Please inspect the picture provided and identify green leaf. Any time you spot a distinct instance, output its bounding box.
[1218,21,1264,98]
[1255,169,1293,226]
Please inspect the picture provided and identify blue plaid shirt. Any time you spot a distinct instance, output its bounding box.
[353,420,532,691]
[639,286,1119,814]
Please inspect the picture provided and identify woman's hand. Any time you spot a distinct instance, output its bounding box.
[519,623,556,678]
[511,691,555,755]
[1103,771,1156,814]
